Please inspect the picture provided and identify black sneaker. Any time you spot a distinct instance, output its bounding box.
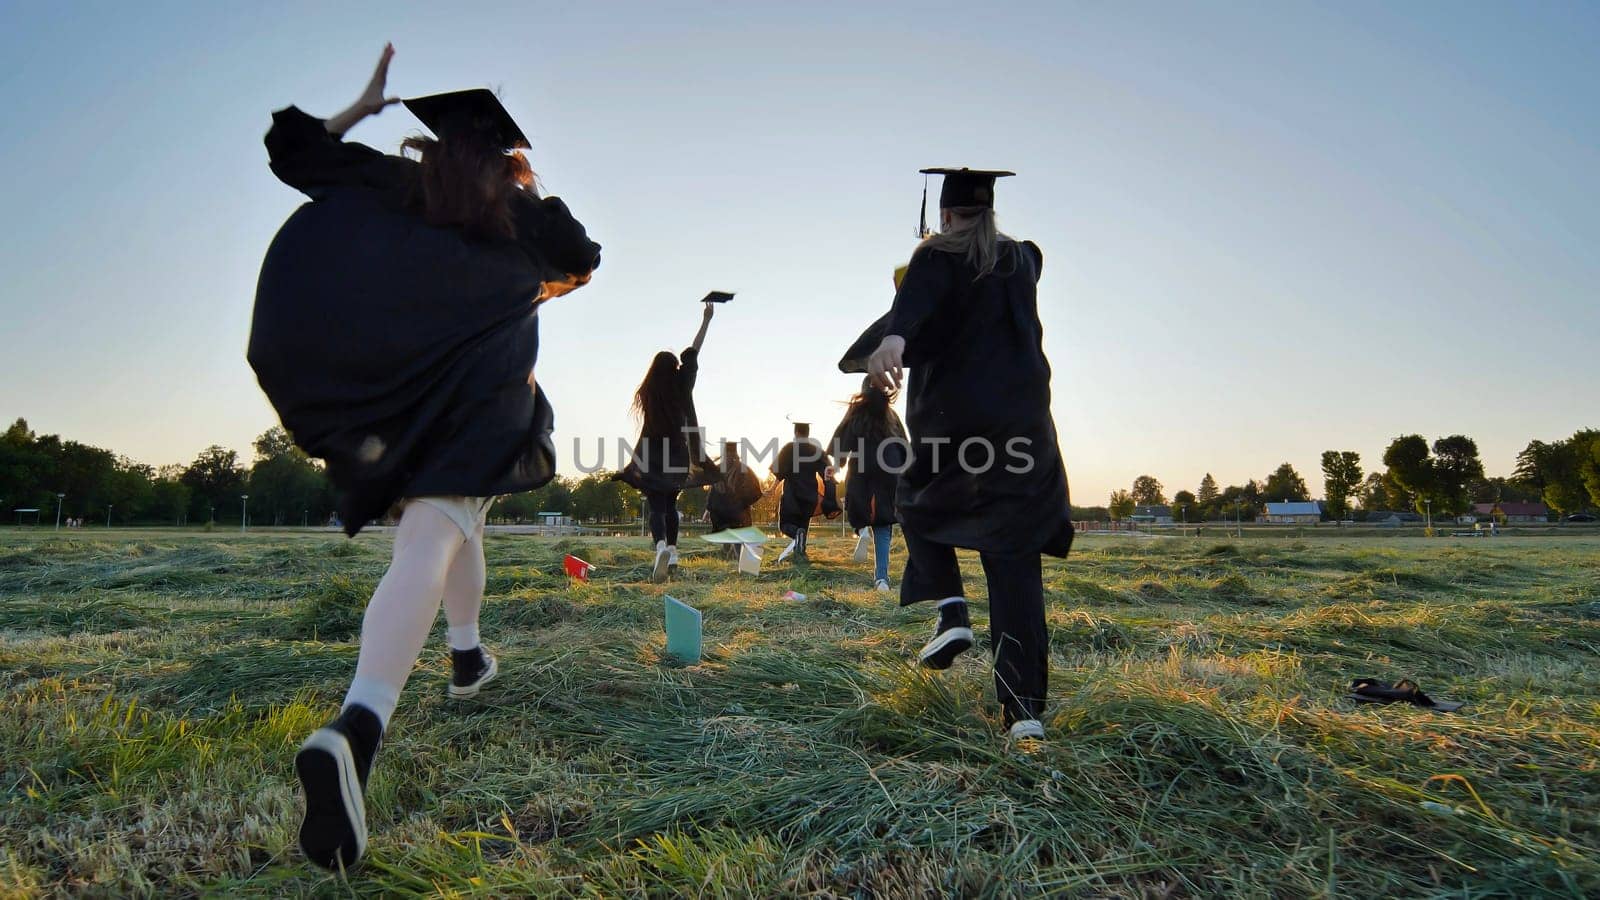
[448,646,498,699]
[295,704,382,870]
[918,601,975,670]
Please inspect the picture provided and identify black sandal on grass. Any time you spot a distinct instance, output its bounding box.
[1348,678,1464,712]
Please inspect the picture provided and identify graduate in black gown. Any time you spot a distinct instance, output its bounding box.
[249,46,600,869]
[829,377,909,591]
[616,302,718,581]
[840,167,1072,743]
[706,440,764,553]
[770,422,839,563]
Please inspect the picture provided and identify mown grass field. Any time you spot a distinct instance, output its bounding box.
[2,528,1598,897]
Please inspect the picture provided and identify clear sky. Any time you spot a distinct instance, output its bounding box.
[2,1,1596,505]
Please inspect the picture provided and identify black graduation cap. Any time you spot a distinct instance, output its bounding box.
[917,167,1016,237]
[702,291,735,304]
[404,89,530,151]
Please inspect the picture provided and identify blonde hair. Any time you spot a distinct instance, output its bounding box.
[921,206,1009,278]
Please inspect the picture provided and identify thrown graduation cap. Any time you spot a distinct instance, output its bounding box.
[1348,678,1464,712]
[702,291,735,304]
[404,88,530,150]
[663,595,702,664]
[917,167,1016,237]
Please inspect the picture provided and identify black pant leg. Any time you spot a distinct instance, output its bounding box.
[898,529,964,607]
[646,490,677,544]
[664,491,680,545]
[979,551,1047,725]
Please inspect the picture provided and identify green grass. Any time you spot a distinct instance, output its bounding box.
[2,528,1598,897]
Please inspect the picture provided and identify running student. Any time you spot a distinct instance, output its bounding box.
[840,167,1072,744]
[771,422,839,563]
[249,46,600,868]
[616,302,718,581]
[829,376,908,591]
[706,440,763,552]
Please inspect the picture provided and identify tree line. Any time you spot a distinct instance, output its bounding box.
[7,417,1594,527]
[1,418,656,527]
[1092,430,1599,523]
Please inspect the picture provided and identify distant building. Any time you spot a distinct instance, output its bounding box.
[1259,501,1322,525]
[1364,510,1424,527]
[1471,501,1549,524]
[1130,504,1174,525]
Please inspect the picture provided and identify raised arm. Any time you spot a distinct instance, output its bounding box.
[264,44,408,196]
[691,302,715,353]
[324,44,402,136]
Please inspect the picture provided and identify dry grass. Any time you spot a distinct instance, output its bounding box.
[2,528,1598,897]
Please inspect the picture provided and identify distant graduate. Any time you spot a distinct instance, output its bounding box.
[829,376,908,591]
[770,422,839,562]
[616,301,719,581]
[248,47,600,870]
[840,167,1072,744]
[706,440,763,535]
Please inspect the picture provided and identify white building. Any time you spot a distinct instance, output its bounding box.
[1259,501,1322,525]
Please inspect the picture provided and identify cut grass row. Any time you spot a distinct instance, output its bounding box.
[1,531,1597,896]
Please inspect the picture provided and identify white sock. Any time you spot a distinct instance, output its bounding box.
[937,596,967,608]
[447,623,480,652]
[343,675,401,730]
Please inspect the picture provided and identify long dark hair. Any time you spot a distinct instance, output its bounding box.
[837,378,898,445]
[632,351,684,437]
[399,132,536,241]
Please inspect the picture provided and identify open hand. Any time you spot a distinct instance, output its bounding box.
[866,335,905,391]
[702,302,716,321]
[358,43,402,115]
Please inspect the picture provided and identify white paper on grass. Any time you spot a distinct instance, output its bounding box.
[738,542,762,575]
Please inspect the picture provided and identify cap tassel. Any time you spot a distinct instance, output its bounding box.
[918,175,930,239]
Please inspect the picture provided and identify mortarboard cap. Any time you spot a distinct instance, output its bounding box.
[404,89,530,151]
[702,291,735,303]
[917,167,1015,236]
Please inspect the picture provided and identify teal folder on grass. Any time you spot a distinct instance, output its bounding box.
[663,595,702,664]
[702,526,770,545]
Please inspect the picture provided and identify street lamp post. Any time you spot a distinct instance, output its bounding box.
[106,504,113,528]
[241,495,250,533]
[55,493,65,530]
[1425,499,1433,536]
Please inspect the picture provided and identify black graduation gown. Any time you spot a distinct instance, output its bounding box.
[248,107,601,535]
[771,438,839,536]
[705,461,763,531]
[829,411,908,531]
[839,240,1072,557]
[615,348,714,493]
